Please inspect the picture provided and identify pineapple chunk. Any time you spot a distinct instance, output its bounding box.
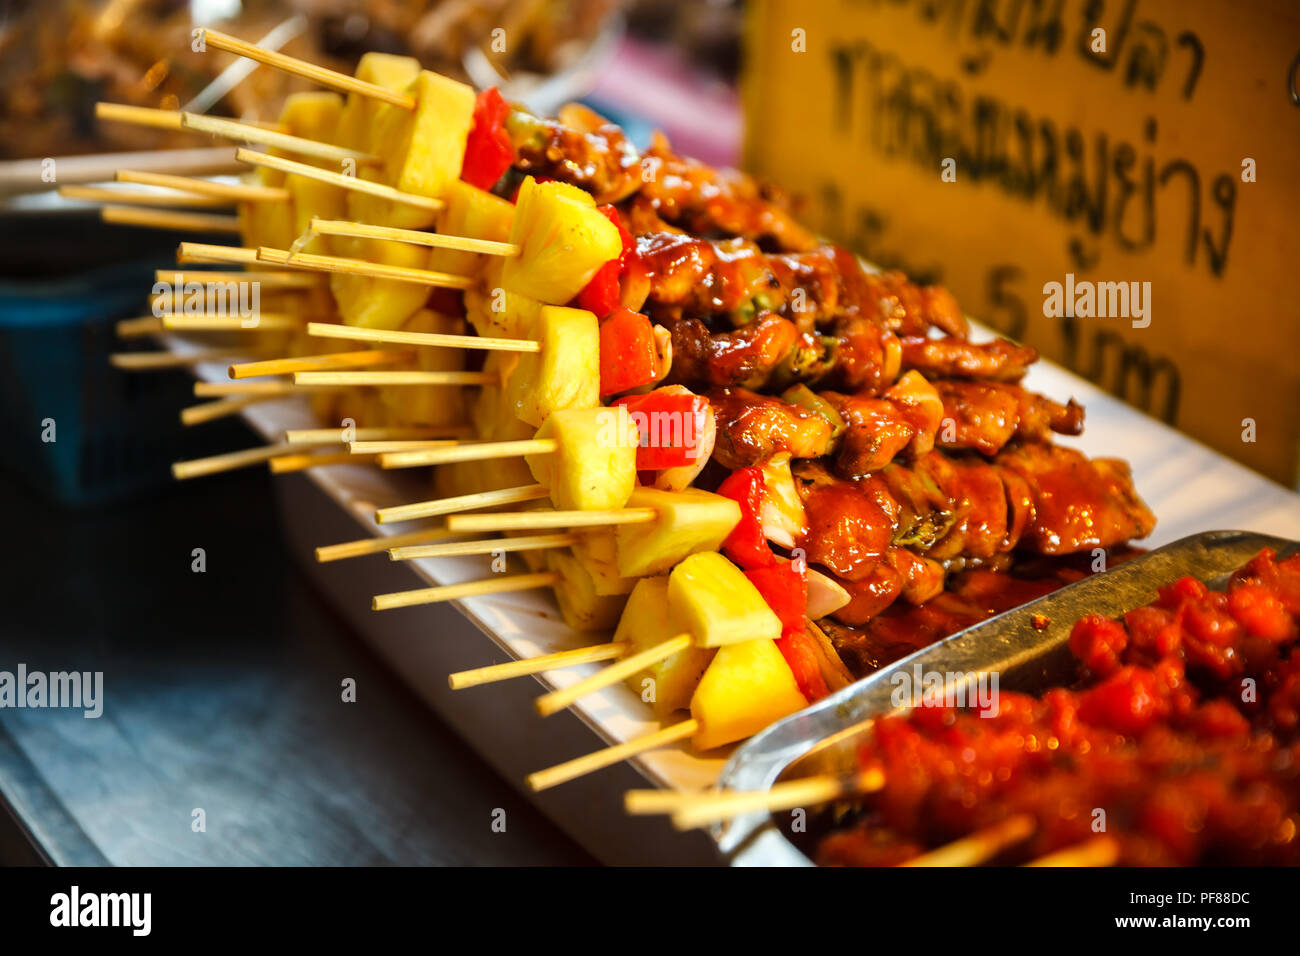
[614,487,741,579]
[329,232,432,329]
[500,177,623,304]
[278,93,347,253]
[690,638,808,751]
[267,92,344,209]
[335,53,421,150]
[237,196,295,251]
[513,534,552,572]
[338,56,438,231]
[377,310,465,426]
[288,176,346,253]
[326,61,453,326]
[369,71,475,199]
[505,304,599,426]
[430,180,516,277]
[548,550,628,633]
[526,406,636,511]
[332,92,445,324]
[667,552,781,648]
[613,577,716,720]
[465,264,541,339]
[469,356,538,491]
[433,459,483,502]
[571,530,636,596]
[279,91,342,138]
[472,352,522,436]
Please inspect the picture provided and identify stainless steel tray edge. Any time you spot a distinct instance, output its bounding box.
[716,530,1300,867]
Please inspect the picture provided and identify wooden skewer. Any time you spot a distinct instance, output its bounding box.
[623,790,708,815]
[307,218,520,256]
[449,641,628,690]
[372,570,559,611]
[94,101,288,134]
[269,452,378,474]
[229,348,412,379]
[670,770,888,831]
[1023,835,1120,868]
[176,242,255,266]
[316,527,458,563]
[447,508,657,534]
[391,532,577,561]
[285,425,469,444]
[172,441,323,480]
[60,185,231,208]
[378,439,554,470]
[900,814,1037,867]
[527,719,699,793]
[118,168,288,202]
[162,312,303,332]
[199,28,417,109]
[177,242,298,269]
[196,381,303,397]
[94,102,187,132]
[180,112,380,166]
[375,482,548,524]
[149,294,294,317]
[101,205,241,233]
[293,370,494,387]
[155,269,323,289]
[236,150,442,212]
[306,320,538,353]
[111,348,271,370]
[349,440,460,454]
[181,395,276,425]
[115,315,164,338]
[535,634,693,718]
[257,246,473,289]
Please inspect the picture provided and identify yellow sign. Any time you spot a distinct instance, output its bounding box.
[744,0,1300,484]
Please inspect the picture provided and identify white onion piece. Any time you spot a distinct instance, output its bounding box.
[758,456,807,548]
[805,568,851,619]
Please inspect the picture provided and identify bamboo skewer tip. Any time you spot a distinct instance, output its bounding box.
[526,719,700,793]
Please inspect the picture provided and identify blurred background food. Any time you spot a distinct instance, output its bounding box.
[0,0,625,159]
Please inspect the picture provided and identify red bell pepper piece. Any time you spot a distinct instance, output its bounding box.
[744,563,805,632]
[776,631,830,703]
[612,390,709,471]
[745,562,828,702]
[575,205,634,318]
[599,308,659,396]
[461,87,513,190]
[576,262,621,318]
[715,467,777,569]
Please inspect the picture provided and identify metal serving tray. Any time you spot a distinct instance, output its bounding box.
[715,530,1300,866]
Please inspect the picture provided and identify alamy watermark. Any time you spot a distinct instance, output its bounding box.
[152,275,262,327]
[595,407,703,459]
[890,663,1000,717]
[1042,272,1151,329]
[0,664,103,718]
[50,886,150,936]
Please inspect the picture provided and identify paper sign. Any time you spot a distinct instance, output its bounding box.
[744,0,1300,483]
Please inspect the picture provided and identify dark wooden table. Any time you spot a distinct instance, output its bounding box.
[0,424,595,866]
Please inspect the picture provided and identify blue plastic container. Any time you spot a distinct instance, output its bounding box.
[0,256,196,507]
